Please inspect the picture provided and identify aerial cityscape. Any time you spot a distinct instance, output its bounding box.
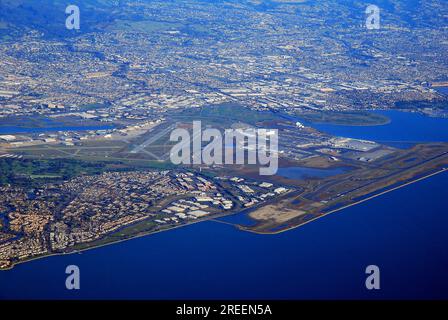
[0,0,447,302]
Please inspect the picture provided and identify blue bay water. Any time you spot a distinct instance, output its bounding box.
[299,110,448,145]
[0,171,447,300]
[0,110,447,299]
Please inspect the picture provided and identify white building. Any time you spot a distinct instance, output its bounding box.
[0,135,16,142]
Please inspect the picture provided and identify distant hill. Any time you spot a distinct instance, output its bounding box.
[0,0,445,40]
[0,0,121,39]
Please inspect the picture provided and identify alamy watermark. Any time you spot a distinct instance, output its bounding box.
[65,265,80,290]
[66,5,80,30]
[169,121,279,176]
[366,5,381,30]
[365,265,381,290]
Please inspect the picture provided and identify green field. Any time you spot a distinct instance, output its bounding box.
[173,103,283,126]
[295,110,390,126]
[0,158,107,185]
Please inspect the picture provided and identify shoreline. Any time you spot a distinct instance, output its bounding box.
[0,193,295,271]
[305,117,391,127]
[1,168,446,271]
[242,167,448,235]
[0,217,213,271]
